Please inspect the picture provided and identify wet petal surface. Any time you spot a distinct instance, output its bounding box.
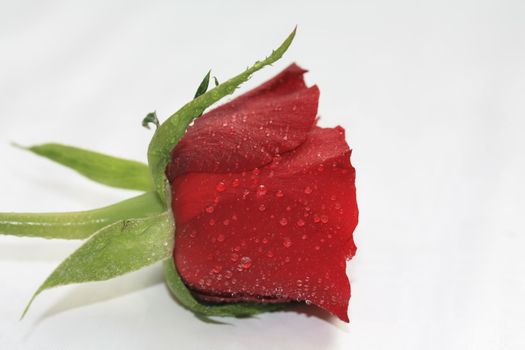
[167,64,319,178]
[170,125,358,322]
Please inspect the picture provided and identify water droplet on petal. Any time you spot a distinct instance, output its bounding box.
[283,237,292,248]
[279,218,288,226]
[257,184,268,196]
[266,251,274,258]
[304,186,313,194]
[205,206,215,213]
[230,253,239,262]
[321,215,329,224]
[216,182,226,192]
[223,219,230,226]
[224,270,233,279]
[232,178,240,187]
[209,219,216,226]
[240,256,252,269]
[301,234,308,240]
[258,204,266,212]
[297,219,305,227]
[217,234,225,242]
[275,190,284,198]
[330,195,337,201]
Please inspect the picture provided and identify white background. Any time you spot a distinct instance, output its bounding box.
[1,0,524,349]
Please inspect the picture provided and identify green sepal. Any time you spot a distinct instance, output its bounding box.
[147,27,296,202]
[19,143,154,192]
[22,211,174,317]
[0,192,164,239]
[163,259,286,318]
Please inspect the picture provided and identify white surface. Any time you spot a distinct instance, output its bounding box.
[1,0,524,349]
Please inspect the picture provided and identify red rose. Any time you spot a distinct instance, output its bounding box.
[167,64,358,322]
[2,30,359,323]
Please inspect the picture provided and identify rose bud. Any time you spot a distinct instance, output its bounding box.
[167,64,358,322]
[0,28,358,323]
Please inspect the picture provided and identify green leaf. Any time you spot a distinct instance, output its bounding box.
[142,111,160,130]
[22,212,174,317]
[147,27,296,202]
[194,70,211,99]
[20,143,154,192]
[163,259,285,318]
[0,192,164,239]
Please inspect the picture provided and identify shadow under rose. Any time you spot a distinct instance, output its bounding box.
[33,264,165,323]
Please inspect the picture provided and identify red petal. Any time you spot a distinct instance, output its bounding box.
[166,64,319,179]
[171,126,358,322]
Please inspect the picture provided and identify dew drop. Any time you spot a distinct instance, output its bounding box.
[209,219,216,226]
[266,251,274,258]
[252,168,261,176]
[297,219,305,227]
[257,184,268,196]
[224,270,233,279]
[258,204,266,212]
[301,234,308,240]
[330,195,337,201]
[335,202,341,209]
[217,234,225,242]
[216,181,226,192]
[230,253,239,262]
[262,237,269,244]
[232,178,240,187]
[313,215,321,223]
[240,256,252,269]
[315,245,321,251]
[279,218,288,226]
[205,206,215,214]
[275,190,284,198]
[223,219,230,226]
[304,186,313,194]
[296,280,303,287]
[321,215,329,224]
[283,237,292,248]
